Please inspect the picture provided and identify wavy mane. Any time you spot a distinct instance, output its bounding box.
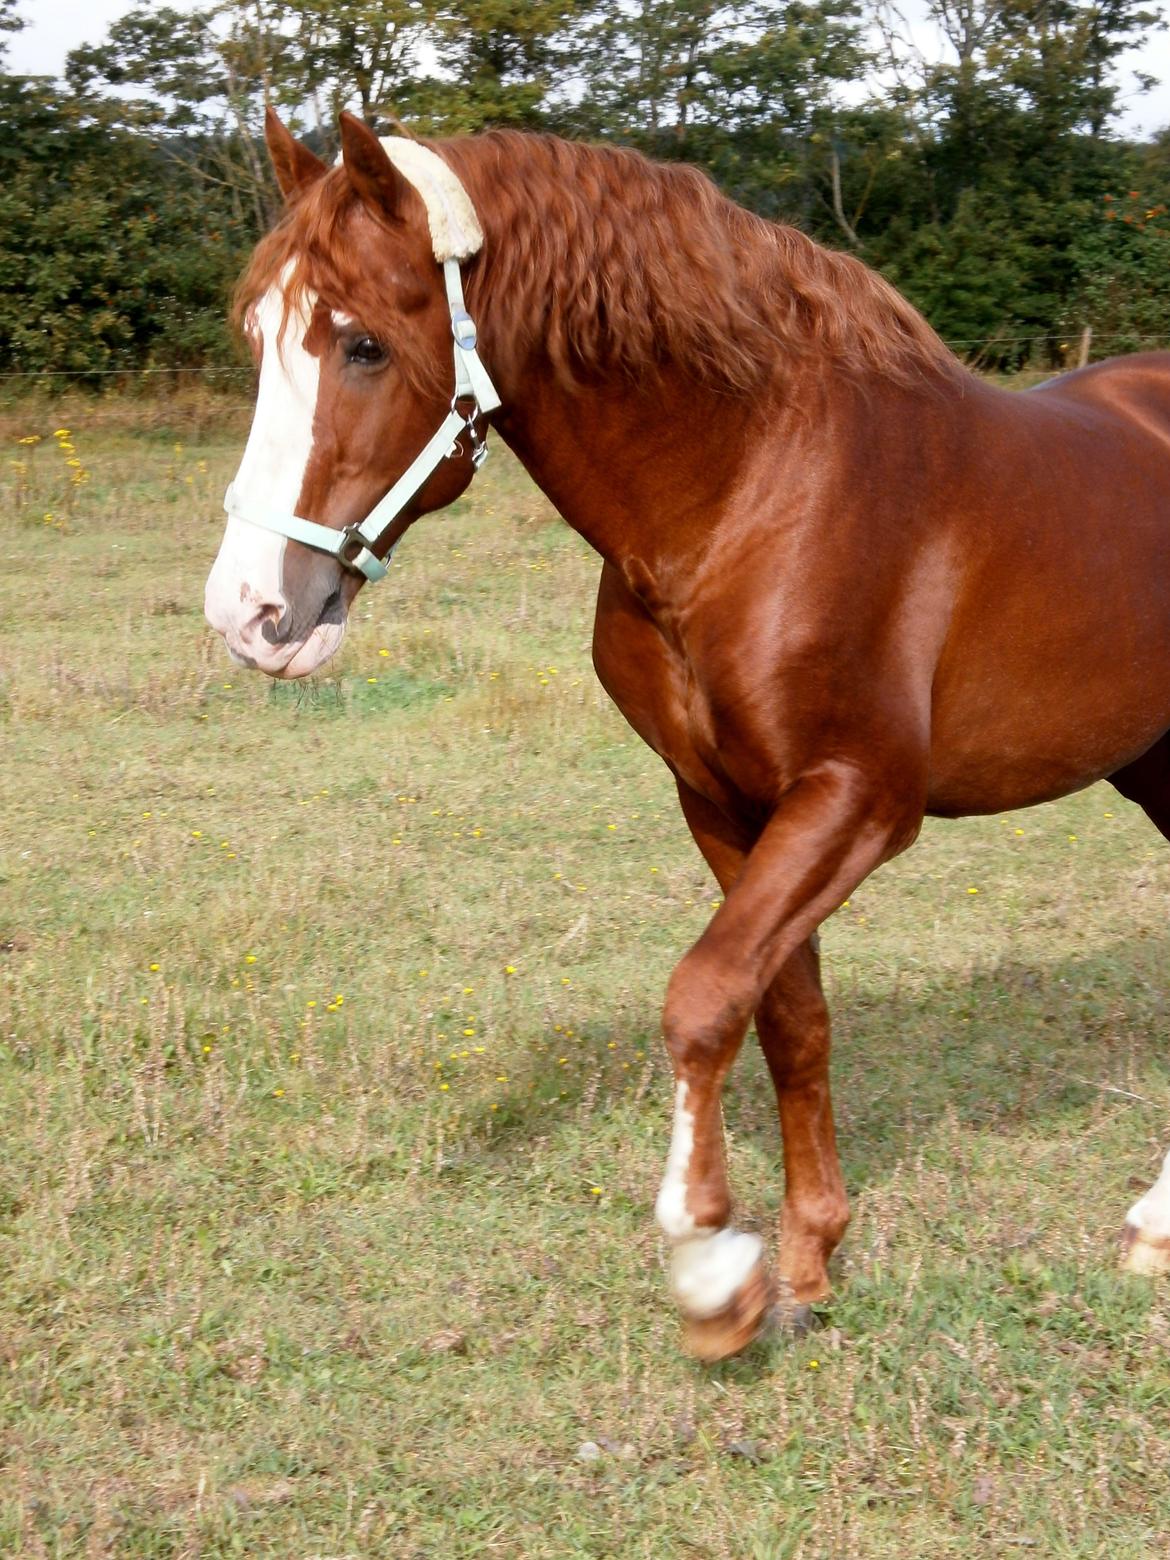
[237,131,955,398]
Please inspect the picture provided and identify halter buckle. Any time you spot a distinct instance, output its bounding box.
[451,311,478,350]
[337,525,368,566]
[336,525,387,581]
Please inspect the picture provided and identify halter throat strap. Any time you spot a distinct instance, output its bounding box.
[224,144,501,583]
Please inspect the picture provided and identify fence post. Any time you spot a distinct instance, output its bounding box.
[1077,326,1093,369]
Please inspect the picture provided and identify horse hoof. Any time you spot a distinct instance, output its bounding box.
[1120,1222,1170,1276]
[771,1299,818,1337]
[681,1256,771,1362]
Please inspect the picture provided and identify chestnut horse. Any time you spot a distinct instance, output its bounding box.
[205,110,1170,1360]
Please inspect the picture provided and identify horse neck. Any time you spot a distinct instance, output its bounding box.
[489,357,797,570]
[488,348,961,577]
[447,137,965,567]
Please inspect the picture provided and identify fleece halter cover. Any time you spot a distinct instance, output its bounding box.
[222,137,501,582]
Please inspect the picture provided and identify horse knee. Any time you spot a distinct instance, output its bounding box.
[794,1191,850,1245]
[662,950,751,1076]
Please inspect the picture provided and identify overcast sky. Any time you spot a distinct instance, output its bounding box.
[11,0,1170,136]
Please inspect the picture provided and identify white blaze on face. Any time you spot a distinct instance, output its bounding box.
[655,1079,764,1318]
[204,280,321,649]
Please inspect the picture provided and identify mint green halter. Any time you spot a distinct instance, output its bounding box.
[223,140,501,583]
[223,257,500,582]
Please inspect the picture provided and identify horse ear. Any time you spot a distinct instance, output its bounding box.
[339,111,405,220]
[264,107,326,200]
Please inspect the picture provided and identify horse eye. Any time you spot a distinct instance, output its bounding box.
[347,336,386,365]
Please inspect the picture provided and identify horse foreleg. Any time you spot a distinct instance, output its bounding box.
[658,783,768,1358]
[670,783,848,1333]
[755,938,849,1310]
[658,761,919,1360]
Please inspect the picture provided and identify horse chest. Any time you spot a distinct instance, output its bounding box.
[593,563,763,810]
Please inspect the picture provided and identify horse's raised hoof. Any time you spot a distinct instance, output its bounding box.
[680,1255,771,1362]
[1120,1222,1170,1276]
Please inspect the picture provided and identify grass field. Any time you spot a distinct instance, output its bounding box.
[2,398,1169,1558]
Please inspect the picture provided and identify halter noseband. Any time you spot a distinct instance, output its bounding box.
[223,142,501,585]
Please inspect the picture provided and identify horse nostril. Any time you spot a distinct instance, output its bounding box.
[236,587,290,645]
[257,601,291,644]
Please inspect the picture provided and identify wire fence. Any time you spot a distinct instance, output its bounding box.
[940,332,1170,349]
[2,331,1170,385]
[0,365,255,381]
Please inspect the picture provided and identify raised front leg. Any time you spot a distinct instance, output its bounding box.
[658,761,921,1359]
[669,783,848,1348]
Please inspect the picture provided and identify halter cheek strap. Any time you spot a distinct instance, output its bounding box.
[223,141,501,584]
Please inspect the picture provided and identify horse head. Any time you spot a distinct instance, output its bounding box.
[205,111,495,678]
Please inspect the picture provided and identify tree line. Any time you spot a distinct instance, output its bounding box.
[3,0,1169,380]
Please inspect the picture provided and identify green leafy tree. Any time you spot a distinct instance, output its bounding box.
[574,0,864,161]
[0,0,23,60]
[5,0,1170,376]
[1064,186,1170,350]
[408,0,583,131]
[851,0,1169,360]
[0,72,250,376]
[219,0,429,134]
